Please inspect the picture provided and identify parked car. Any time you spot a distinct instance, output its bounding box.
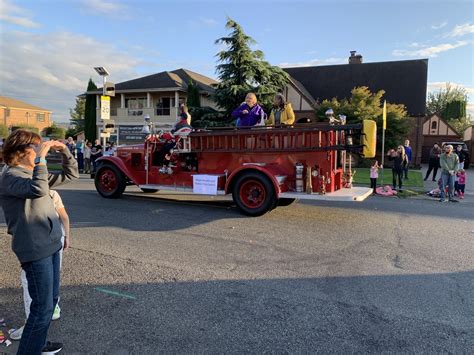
[441,141,470,168]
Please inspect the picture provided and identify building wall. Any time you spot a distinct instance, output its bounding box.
[283,84,315,122]
[1,107,51,132]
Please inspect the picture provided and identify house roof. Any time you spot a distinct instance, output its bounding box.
[283,59,428,116]
[89,68,217,94]
[0,95,51,112]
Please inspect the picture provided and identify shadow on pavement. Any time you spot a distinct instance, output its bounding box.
[1,271,473,354]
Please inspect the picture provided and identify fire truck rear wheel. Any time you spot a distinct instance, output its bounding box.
[233,171,276,216]
[95,164,126,198]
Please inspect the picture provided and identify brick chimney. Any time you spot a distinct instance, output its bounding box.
[348,51,363,64]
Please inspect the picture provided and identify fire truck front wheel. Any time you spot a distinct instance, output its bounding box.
[95,164,126,198]
[232,171,276,216]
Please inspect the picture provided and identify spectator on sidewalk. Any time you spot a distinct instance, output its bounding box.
[76,137,84,172]
[455,145,466,170]
[370,160,382,194]
[439,144,459,202]
[84,141,92,174]
[403,139,412,179]
[66,136,76,159]
[455,169,466,199]
[90,139,103,173]
[388,146,409,191]
[0,129,78,354]
[424,143,442,181]
[10,189,71,341]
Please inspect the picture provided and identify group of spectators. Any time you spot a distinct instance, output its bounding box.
[425,143,467,201]
[63,137,115,173]
[369,140,467,201]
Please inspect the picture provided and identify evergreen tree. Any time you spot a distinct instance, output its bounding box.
[214,18,289,114]
[186,80,201,108]
[69,97,85,133]
[42,123,66,140]
[84,78,98,142]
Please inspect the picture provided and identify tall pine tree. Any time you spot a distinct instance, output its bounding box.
[84,78,98,142]
[214,18,289,114]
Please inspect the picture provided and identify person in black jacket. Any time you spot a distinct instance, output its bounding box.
[424,143,442,181]
[388,145,409,191]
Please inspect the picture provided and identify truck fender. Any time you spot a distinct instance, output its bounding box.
[95,156,138,185]
[225,165,281,197]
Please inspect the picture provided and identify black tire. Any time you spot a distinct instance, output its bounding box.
[140,188,159,193]
[277,198,297,207]
[232,171,276,216]
[94,164,126,198]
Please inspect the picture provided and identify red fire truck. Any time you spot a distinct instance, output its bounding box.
[94,121,376,216]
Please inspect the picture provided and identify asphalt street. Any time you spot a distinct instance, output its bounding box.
[1,177,473,354]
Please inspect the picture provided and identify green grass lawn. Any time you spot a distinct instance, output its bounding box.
[352,168,424,189]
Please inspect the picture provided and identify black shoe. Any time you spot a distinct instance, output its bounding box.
[449,198,459,203]
[424,178,427,181]
[41,341,63,354]
[432,179,436,182]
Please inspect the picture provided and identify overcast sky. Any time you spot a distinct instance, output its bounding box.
[0,0,473,123]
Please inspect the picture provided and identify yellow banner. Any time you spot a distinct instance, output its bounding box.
[382,100,387,130]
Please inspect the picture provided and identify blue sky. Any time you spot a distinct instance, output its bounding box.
[0,0,473,122]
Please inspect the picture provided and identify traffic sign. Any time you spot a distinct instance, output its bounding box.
[101,95,110,120]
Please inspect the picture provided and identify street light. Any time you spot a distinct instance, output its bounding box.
[94,66,110,148]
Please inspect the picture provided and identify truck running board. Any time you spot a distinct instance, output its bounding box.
[279,187,373,202]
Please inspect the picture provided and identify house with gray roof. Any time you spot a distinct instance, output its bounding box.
[87,68,218,143]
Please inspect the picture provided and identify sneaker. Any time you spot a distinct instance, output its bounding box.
[449,198,459,203]
[52,304,61,321]
[41,341,63,354]
[439,198,447,202]
[9,325,24,340]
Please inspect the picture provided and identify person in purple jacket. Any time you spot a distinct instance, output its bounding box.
[232,93,267,127]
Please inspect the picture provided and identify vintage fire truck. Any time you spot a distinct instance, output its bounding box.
[94,121,376,216]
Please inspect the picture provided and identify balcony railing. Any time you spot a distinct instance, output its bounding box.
[128,109,143,116]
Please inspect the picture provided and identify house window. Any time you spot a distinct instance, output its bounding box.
[156,97,171,116]
[126,98,146,116]
[36,113,45,122]
[431,121,437,132]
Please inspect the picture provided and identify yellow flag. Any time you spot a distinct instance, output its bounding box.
[382,100,387,130]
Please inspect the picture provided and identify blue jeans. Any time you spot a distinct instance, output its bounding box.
[17,250,61,355]
[440,171,454,200]
[77,152,84,171]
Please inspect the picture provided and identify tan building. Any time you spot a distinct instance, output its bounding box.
[0,96,52,133]
[87,68,218,144]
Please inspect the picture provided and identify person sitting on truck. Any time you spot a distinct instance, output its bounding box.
[266,93,295,126]
[172,105,192,134]
[232,93,266,127]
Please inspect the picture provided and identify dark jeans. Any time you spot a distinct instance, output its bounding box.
[91,154,102,172]
[18,250,61,355]
[440,171,454,200]
[370,178,377,192]
[392,169,403,189]
[403,164,410,179]
[77,152,84,171]
[425,158,439,181]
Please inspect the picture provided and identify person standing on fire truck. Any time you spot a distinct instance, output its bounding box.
[266,93,295,126]
[232,92,266,127]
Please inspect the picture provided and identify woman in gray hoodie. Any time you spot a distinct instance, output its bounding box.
[0,129,78,354]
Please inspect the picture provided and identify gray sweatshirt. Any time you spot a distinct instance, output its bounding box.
[0,149,78,263]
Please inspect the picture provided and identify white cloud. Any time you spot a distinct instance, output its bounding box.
[427,82,474,95]
[80,0,130,19]
[279,57,346,68]
[431,21,448,30]
[392,41,469,57]
[0,30,141,122]
[0,0,40,28]
[200,17,218,26]
[444,23,474,38]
